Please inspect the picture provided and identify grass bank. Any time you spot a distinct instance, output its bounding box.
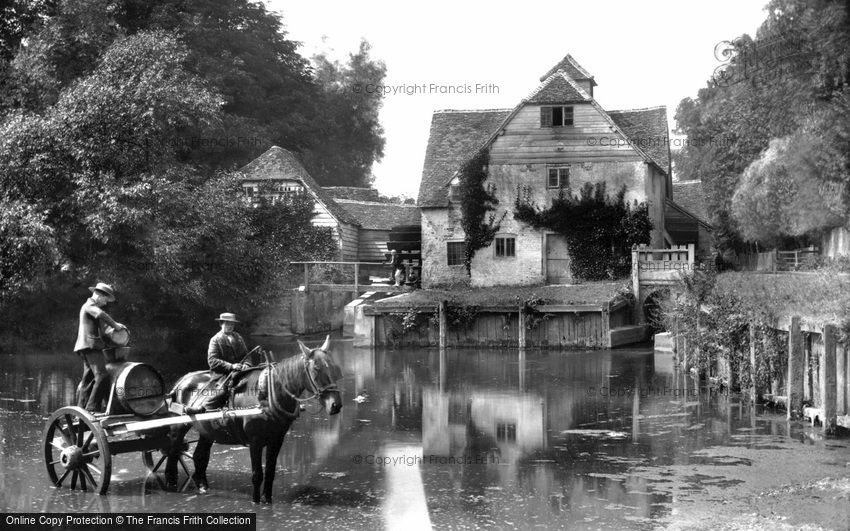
[373,281,631,310]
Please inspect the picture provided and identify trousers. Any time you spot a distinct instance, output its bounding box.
[76,349,115,412]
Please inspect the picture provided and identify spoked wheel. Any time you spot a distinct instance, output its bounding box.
[141,429,198,493]
[142,436,197,474]
[43,406,112,495]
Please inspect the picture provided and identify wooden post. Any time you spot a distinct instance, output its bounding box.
[354,263,360,295]
[673,315,679,365]
[518,304,526,349]
[687,243,695,265]
[788,315,804,420]
[438,300,447,351]
[632,246,642,324]
[821,324,837,435]
[749,322,758,405]
[838,344,848,416]
[303,263,310,291]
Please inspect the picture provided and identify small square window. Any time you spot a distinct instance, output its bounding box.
[540,106,574,127]
[547,167,570,189]
[495,236,516,258]
[447,242,465,266]
[496,422,517,442]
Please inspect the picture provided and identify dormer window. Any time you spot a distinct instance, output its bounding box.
[540,106,574,127]
[449,176,461,201]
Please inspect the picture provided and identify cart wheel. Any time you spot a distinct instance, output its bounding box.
[43,406,111,495]
[141,429,198,493]
[142,435,197,474]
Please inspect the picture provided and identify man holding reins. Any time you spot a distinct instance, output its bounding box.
[185,312,252,414]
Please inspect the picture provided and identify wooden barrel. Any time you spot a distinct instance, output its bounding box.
[112,362,166,416]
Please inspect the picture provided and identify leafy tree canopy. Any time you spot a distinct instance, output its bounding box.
[1,0,385,182]
[673,0,850,252]
[0,27,337,333]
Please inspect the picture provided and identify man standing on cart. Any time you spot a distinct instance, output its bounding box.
[185,312,251,414]
[74,282,126,413]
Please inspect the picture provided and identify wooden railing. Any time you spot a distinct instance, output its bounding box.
[777,247,818,271]
[290,261,386,293]
[631,244,696,279]
[740,247,819,272]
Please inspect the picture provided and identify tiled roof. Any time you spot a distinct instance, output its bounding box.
[607,106,671,174]
[527,73,592,104]
[418,56,670,208]
[323,186,381,202]
[672,180,710,225]
[334,199,421,231]
[417,109,512,207]
[540,54,596,84]
[237,146,358,225]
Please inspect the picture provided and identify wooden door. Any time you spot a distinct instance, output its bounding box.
[546,234,571,284]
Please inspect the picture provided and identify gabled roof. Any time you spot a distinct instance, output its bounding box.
[672,180,710,226]
[417,109,512,207]
[237,146,358,225]
[665,199,712,231]
[607,106,671,174]
[417,55,670,208]
[527,72,592,104]
[540,54,596,85]
[335,199,421,231]
[323,186,380,202]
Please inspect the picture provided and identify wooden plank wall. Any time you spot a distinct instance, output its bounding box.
[338,222,359,261]
[490,104,645,165]
[358,229,389,262]
[806,332,849,415]
[374,310,609,349]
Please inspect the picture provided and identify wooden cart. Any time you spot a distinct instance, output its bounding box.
[43,361,261,494]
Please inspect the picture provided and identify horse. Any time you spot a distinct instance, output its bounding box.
[164,336,342,503]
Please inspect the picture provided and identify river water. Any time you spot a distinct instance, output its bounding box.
[1,338,848,530]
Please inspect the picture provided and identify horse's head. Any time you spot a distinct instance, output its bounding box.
[297,335,342,415]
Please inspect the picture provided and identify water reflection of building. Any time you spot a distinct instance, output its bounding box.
[423,388,545,465]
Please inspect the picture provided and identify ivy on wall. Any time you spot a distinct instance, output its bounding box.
[457,149,505,275]
[513,181,652,280]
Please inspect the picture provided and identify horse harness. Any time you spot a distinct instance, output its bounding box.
[260,350,340,422]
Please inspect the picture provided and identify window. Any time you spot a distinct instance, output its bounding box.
[540,106,574,127]
[244,185,256,198]
[447,242,465,266]
[495,236,516,258]
[449,178,461,201]
[547,167,570,189]
[496,423,517,443]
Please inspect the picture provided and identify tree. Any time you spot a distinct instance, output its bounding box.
[0,30,334,332]
[0,197,58,299]
[305,40,387,187]
[673,0,850,251]
[1,0,387,181]
[732,134,846,245]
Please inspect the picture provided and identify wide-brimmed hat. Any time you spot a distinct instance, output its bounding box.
[215,312,240,323]
[88,282,116,302]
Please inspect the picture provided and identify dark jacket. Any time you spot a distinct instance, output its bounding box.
[207,330,249,383]
[74,298,119,352]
